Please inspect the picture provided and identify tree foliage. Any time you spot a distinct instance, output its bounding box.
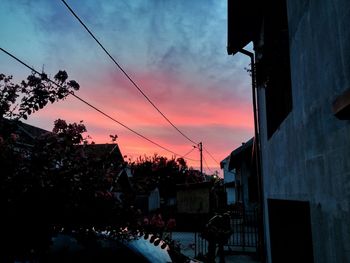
[0,71,79,120]
[129,154,204,199]
[0,71,213,261]
[0,72,125,261]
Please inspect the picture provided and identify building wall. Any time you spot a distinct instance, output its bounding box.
[226,187,236,205]
[176,187,210,214]
[258,1,350,262]
[148,188,160,212]
[222,156,237,205]
[223,158,235,184]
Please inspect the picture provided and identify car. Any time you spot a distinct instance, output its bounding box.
[48,231,202,263]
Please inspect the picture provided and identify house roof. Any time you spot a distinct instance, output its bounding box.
[227,0,263,55]
[17,121,124,163]
[228,137,254,170]
[0,119,50,147]
[17,121,50,139]
[79,143,123,163]
[220,155,231,169]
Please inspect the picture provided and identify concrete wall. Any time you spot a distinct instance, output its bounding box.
[257,1,350,262]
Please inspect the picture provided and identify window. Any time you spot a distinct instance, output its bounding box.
[261,0,293,139]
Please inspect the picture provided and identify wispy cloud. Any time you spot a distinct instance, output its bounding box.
[0,0,254,174]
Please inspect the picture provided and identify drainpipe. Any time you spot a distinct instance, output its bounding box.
[238,48,261,204]
[238,48,265,261]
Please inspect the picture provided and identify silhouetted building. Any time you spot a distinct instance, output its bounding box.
[79,143,123,164]
[222,138,258,209]
[0,119,50,151]
[220,155,236,205]
[175,182,216,231]
[228,0,350,262]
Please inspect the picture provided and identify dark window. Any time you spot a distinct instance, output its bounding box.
[248,174,258,203]
[261,0,293,139]
[268,199,314,263]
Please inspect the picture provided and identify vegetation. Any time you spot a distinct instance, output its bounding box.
[0,71,222,261]
[0,72,125,261]
[129,154,211,205]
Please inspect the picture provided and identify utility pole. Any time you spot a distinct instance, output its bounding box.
[199,142,203,178]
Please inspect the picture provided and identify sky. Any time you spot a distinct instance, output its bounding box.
[0,0,254,175]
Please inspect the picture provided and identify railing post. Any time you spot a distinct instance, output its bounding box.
[242,207,246,251]
[194,232,197,257]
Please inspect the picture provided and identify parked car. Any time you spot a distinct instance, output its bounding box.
[48,231,201,263]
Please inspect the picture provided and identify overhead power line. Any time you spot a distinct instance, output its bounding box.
[203,146,220,165]
[202,154,213,173]
[181,146,197,158]
[0,47,198,162]
[59,0,198,146]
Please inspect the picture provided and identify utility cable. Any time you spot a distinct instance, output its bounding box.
[202,154,213,174]
[0,47,198,162]
[181,146,197,159]
[59,0,198,146]
[203,146,220,165]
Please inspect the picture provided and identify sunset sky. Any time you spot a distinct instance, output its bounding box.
[0,0,254,175]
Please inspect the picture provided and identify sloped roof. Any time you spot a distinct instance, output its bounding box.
[17,121,49,139]
[228,137,254,170]
[79,143,123,163]
[227,0,262,55]
[220,155,231,169]
[0,119,50,147]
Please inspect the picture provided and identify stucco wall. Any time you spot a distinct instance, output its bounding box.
[258,1,350,262]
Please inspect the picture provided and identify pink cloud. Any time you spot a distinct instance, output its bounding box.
[24,67,254,175]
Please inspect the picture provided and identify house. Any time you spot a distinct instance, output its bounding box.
[80,143,124,164]
[228,1,350,262]
[0,119,125,166]
[222,138,259,209]
[127,166,161,213]
[0,119,50,150]
[220,155,236,205]
[176,182,213,215]
[175,182,216,231]
[134,187,160,213]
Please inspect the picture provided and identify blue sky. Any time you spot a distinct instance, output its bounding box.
[0,0,254,174]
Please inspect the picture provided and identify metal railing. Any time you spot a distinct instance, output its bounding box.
[194,208,259,258]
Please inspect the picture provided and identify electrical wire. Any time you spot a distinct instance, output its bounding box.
[0,47,199,162]
[181,146,197,158]
[59,0,198,146]
[202,154,213,174]
[203,146,220,165]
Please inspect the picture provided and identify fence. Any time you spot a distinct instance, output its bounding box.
[194,208,259,258]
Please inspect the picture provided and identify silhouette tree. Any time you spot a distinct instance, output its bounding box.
[130,154,205,204]
[0,72,126,261]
